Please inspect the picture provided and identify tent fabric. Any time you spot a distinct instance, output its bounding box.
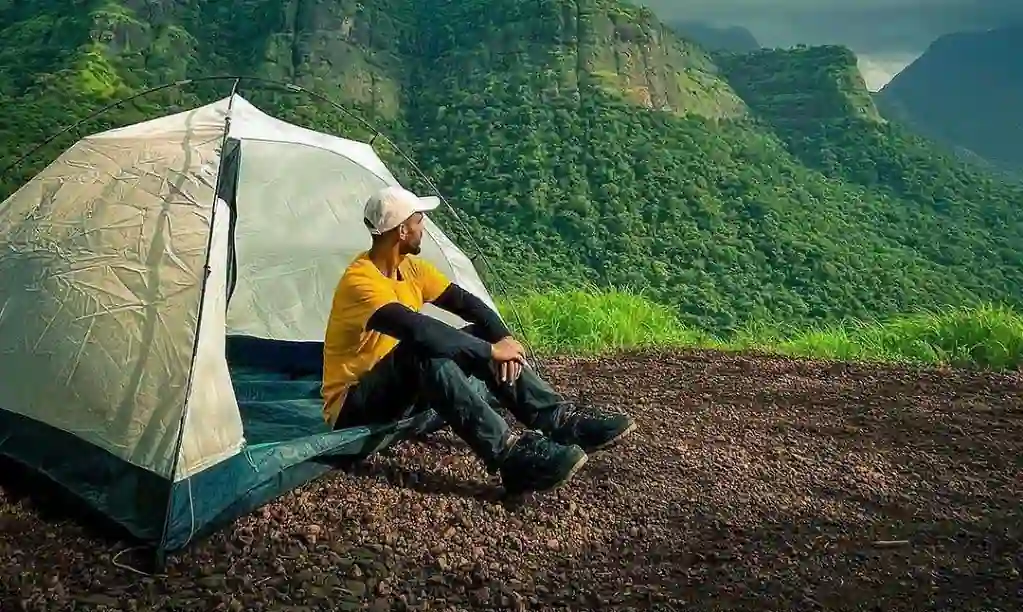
[0,108,227,481]
[178,196,245,479]
[0,93,499,552]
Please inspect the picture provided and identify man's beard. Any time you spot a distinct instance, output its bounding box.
[401,242,421,255]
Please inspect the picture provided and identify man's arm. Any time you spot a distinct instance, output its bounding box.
[338,272,493,362]
[412,256,513,344]
[366,302,493,362]
[431,283,511,343]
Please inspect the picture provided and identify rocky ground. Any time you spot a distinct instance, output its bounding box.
[2,348,1021,611]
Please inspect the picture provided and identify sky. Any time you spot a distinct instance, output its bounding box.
[638,0,1023,90]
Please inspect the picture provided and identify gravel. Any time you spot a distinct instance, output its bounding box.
[2,348,1021,611]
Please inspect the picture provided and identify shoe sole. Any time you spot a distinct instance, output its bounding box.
[584,420,638,453]
[545,451,589,491]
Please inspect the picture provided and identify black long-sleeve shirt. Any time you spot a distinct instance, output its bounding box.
[365,283,510,361]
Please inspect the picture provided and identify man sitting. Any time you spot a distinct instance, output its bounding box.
[321,185,636,494]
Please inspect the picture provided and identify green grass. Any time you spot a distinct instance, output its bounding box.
[496,284,713,355]
[497,286,1023,370]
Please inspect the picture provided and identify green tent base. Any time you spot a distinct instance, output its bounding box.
[0,336,442,566]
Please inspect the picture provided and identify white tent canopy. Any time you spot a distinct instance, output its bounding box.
[0,94,497,484]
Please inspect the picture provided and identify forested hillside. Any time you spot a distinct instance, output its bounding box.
[2,0,1022,336]
[875,25,1023,177]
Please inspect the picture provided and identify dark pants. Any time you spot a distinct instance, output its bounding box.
[333,325,567,469]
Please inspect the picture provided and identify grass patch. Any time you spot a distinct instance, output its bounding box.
[770,303,1023,369]
[498,287,1023,370]
[496,284,713,355]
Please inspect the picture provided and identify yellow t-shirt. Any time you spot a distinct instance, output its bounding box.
[321,251,451,426]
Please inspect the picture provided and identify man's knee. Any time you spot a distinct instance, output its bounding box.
[405,352,493,401]
[393,344,472,379]
[421,354,473,380]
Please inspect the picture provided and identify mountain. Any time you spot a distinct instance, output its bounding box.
[668,21,760,54]
[0,0,747,174]
[2,0,1023,336]
[874,25,1023,176]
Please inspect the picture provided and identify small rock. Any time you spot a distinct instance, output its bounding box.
[304,524,322,536]
[198,576,225,589]
[470,586,491,604]
[344,580,367,598]
[75,594,120,607]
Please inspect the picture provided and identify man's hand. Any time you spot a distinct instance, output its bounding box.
[491,336,526,384]
[498,360,523,385]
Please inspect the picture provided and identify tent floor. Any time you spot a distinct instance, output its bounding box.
[161,359,440,552]
[232,366,333,444]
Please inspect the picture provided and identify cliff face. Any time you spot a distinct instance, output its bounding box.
[875,25,1023,175]
[0,0,746,123]
[84,0,415,118]
[403,0,746,118]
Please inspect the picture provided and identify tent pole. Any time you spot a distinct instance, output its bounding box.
[0,76,236,180]
[152,78,242,566]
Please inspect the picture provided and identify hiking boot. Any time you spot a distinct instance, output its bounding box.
[548,408,637,453]
[497,431,588,494]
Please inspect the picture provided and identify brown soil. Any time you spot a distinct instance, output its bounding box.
[2,348,1021,611]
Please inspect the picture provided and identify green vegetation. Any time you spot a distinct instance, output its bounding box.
[497,285,713,354]
[502,289,1023,370]
[2,0,1023,360]
[415,48,1023,334]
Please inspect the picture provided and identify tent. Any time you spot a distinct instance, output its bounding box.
[0,93,499,556]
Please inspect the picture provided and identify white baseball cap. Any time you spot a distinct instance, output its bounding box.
[363,185,440,235]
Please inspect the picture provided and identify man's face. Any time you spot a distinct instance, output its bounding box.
[398,212,425,255]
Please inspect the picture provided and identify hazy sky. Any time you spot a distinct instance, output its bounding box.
[638,0,1023,90]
